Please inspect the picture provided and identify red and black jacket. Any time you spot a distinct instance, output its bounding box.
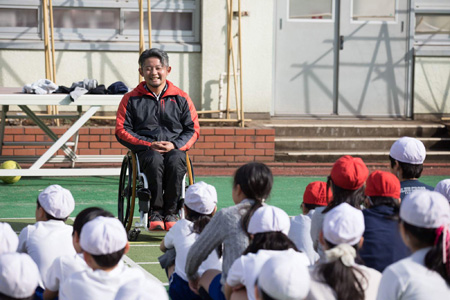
[115,80,200,152]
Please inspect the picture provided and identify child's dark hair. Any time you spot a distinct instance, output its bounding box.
[317,240,367,300]
[36,199,68,222]
[402,221,450,284]
[389,156,423,179]
[73,207,114,236]
[235,162,273,235]
[323,178,365,213]
[368,196,400,220]
[243,232,298,255]
[138,48,169,68]
[303,203,323,211]
[91,247,126,269]
[185,205,214,235]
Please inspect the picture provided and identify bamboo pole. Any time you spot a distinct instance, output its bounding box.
[138,0,145,83]
[238,0,245,127]
[42,0,51,114]
[147,0,152,49]
[48,0,59,125]
[225,0,233,119]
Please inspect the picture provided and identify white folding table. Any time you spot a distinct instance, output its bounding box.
[0,88,123,176]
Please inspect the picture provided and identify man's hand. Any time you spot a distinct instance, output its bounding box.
[150,141,175,153]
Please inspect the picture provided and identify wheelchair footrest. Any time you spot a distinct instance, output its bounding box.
[137,188,151,213]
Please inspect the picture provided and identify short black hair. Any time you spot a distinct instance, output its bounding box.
[91,247,126,268]
[389,155,423,179]
[73,207,114,236]
[36,199,68,222]
[138,48,169,68]
[303,203,323,211]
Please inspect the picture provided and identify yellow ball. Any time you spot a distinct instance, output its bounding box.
[0,160,21,184]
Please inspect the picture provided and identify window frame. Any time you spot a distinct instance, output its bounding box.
[0,0,201,52]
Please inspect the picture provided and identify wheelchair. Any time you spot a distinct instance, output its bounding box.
[118,150,194,240]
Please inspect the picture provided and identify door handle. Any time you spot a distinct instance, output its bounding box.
[340,35,344,50]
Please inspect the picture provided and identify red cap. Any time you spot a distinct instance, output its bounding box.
[330,155,369,190]
[365,170,400,199]
[303,181,332,206]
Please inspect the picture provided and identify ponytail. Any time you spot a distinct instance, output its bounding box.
[185,206,214,235]
[233,162,273,235]
[425,225,450,285]
[317,242,366,300]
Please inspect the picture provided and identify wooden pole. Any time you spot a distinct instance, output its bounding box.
[48,0,59,124]
[138,0,145,83]
[147,0,152,49]
[238,0,245,127]
[42,0,51,114]
[225,0,233,119]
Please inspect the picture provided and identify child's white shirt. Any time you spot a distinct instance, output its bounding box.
[17,220,76,287]
[227,248,310,300]
[44,253,88,292]
[164,218,222,281]
[288,210,320,265]
[59,260,144,300]
[376,247,450,300]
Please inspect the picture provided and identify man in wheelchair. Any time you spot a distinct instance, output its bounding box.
[115,48,200,231]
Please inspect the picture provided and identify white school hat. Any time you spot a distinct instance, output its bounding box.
[434,179,450,202]
[0,222,18,255]
[389,137,426,165]
[38,184,75,219]
[400,190,450,228]
[0,252,40,298]
[115,276,169,300]
[248,205,290,235]
[258,251,310,300]
[184,181,218,214]
[80,216,127,255]
[323,203,365,246]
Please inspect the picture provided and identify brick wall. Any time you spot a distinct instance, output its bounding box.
[1,126,275,167]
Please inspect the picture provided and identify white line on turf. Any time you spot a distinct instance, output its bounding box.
[136,262,160,265]
[122,255,163,284]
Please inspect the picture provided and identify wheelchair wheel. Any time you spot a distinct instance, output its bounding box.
[118,151,137,232]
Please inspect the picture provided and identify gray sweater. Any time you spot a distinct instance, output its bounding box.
[185,199,253,284]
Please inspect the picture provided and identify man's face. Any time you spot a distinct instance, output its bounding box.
[139,57,171,91]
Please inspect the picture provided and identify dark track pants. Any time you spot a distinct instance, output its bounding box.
[137,149,186,216]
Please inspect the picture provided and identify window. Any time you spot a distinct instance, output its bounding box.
[289,0,333,20]
[352,0,396,22]
[0,0,200,51]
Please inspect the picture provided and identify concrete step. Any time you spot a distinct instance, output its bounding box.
[275,150,450,163]
[265,123,448,137]
[275,137,450,151]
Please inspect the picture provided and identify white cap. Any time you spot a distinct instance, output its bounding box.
[258,251,310,300]
[38,184,75,218]
[248,205,290,235]
[400,190,450,228]
[0,222,18,255]
[115,276,169,300]
[184,181,218,214]
[323,203,365,246]
[0,252,40,298]
[389,137,426,165]
[434,179,450,202]
[80,216,127,255]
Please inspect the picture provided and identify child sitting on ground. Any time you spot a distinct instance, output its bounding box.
[225,205,309,300]
[17,184,76,297]
[377,190,450,299]
[0,222,19,255]
[255,252,311,300]
[0,252,41,300]
[43,207,114,300]
[359,170,410,272]
[160,181,221,300]
[59,216,147,299]
[289,181,331,264]
[307,203,381,300]
[435,179,450,202]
